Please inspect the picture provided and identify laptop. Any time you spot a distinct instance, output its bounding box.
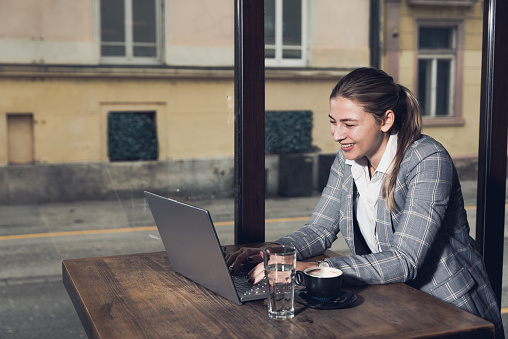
[144,191,268,305]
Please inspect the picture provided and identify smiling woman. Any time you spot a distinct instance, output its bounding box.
[329,67,422,211]
[227,67,504,337]
[328,97,392,175]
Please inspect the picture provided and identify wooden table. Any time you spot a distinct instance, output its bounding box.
[62,249,495,338]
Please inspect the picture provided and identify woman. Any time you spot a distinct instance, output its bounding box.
[226,67,504,335]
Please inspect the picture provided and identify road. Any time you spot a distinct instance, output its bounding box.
[1,181,508,338]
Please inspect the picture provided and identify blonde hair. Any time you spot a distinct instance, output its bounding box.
[330,68,422,211]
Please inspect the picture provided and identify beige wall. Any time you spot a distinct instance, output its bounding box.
[396,0,484,157]
[0,0,370,68]
[0,72,345,165]
[0,0,97,64]
[0,0,370,167]
[165,0,234,66]
[311,0,370,67]
[0,75,234,164]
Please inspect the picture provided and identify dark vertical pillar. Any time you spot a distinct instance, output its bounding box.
[476,0,508,306]
[369,0,381,69]
[234,0,265,244]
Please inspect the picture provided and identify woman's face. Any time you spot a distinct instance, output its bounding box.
[329,97,391,169]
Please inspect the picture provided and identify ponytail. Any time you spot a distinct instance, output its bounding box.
[383,85,422,211]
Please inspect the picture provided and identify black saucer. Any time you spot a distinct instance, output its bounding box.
[295,289,357,310]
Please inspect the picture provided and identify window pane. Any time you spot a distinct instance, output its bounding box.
[418,59,431,116]
[100,0,125,43]
[419,27,453,49]
[282,49,301,59]
[134,46,157,57]
[282,0,301,46]
[436,59,451,116]
[265,0,275,46]
[265,48,275,58]
[132,0,157,43]
[101,45,126,57]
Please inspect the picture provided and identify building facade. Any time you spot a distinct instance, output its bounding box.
[384,0,483,172]
[0,0,482,203]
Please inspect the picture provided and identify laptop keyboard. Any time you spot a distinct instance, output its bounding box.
[230,264,268,300]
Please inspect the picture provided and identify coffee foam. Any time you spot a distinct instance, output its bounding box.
[306,267,342,278]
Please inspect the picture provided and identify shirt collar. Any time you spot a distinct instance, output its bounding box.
[346,133,398,175]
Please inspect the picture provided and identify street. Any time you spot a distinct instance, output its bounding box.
[1,180,508,338]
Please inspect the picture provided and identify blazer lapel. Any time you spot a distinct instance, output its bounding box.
[376,194,394,251]
[340,165,359,254]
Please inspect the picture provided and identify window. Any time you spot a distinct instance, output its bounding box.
[100,0,161,64]
[265,0,307,67]
[108,112,158,161]
[417,26,456,117]
[415,19,465,126]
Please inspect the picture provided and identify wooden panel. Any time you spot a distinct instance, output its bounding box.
[7,114,34,164]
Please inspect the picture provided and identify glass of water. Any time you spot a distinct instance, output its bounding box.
[263,245,297,320]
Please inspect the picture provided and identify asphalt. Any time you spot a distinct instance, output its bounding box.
[1,179,508,338]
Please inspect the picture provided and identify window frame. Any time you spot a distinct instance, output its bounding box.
[99,0,163,65]
[415,18,465,126]
[265,0,308,68]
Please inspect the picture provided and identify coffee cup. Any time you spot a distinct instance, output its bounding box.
[295,267,343,302]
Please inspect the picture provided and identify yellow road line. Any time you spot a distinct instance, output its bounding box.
[502,307,508,314]
[0,203,499,242]
[0,226,157,241]
[0,216,310,241]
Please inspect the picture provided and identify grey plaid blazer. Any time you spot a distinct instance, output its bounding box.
[277,135,503,332]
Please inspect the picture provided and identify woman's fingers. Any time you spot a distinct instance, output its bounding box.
[249,262,265,284]
[247,252,263,264]
[224,251,240,266]
[225,247,259,273]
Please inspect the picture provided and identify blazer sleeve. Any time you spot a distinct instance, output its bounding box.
[327,141,455,286]
[275,153,345,260]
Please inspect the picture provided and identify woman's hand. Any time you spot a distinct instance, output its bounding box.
[248,260,319,284]
[225,247,263,274]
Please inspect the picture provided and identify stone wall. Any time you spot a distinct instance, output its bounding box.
[0,154,479,204]
[0,158,235,204]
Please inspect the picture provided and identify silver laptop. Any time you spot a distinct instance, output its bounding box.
[144,191,267,305]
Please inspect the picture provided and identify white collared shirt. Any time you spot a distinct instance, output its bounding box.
[346,133,398,253]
